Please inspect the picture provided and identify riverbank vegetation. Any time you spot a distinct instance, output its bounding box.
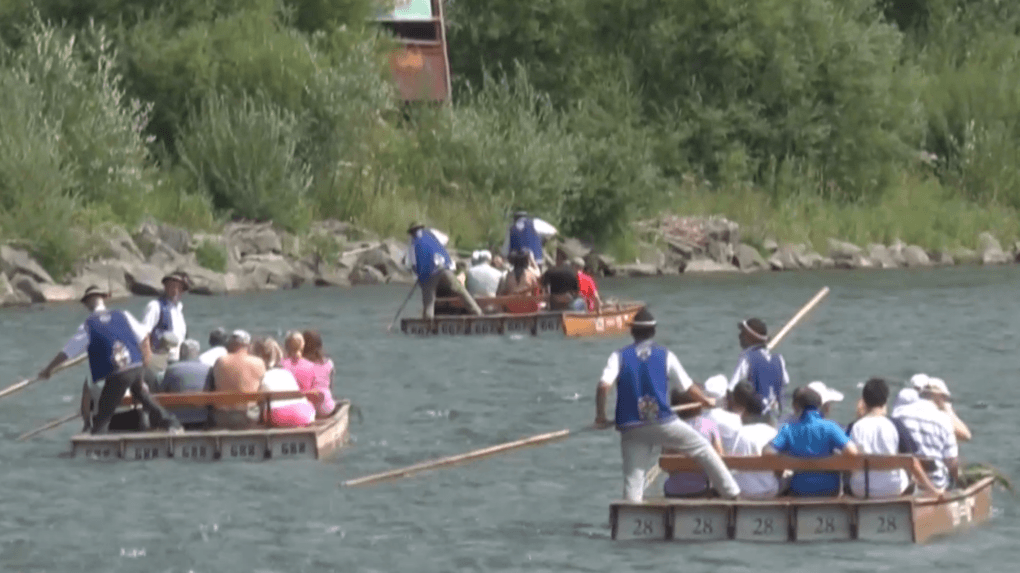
[1,0,1019,277]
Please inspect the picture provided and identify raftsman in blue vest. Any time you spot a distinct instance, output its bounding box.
[743,345,785,413]
[614,342,677,429]
[411,229,452,285]
[86,310,144,382]
[149,297,175,351]
[508,217,544,264]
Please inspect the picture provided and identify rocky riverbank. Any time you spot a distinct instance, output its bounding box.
[2,216,1019,308]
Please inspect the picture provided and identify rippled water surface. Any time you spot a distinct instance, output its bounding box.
[1,267,1017,572]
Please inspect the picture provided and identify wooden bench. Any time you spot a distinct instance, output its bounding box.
[659,453,917,473]
[119,390,321,409]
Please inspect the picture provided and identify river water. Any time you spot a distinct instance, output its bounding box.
[0,267,1017,571]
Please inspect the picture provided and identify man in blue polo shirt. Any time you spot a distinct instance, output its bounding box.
[768,386,859,496]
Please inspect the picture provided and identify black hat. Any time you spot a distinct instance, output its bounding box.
[507,249,529,262]
[80,285,109,304]
[740,317,767,340]
[162,271,190,291]
[512,209,528,219]
[407,222,425,234]
[631,307,656,327]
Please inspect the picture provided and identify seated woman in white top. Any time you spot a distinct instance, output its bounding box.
[251,337,316,428]
[848,378,940,497]
[729,381,781,499]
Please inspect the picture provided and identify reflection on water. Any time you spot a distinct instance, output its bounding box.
[1,266,1018,571]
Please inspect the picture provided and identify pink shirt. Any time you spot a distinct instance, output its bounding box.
[283,356,336,417]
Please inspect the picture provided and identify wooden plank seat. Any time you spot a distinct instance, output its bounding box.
[119,390,321,408]
[659,454,918,473]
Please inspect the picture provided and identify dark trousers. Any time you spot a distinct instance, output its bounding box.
[91,366,180,434]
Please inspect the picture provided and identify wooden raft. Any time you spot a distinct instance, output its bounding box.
[70,397,350,463]
[401,303,643,338]
[610,454,995,544]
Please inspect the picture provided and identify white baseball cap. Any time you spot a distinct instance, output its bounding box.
[924,377,951,397]
[909,373,931,391]
[703,374,728,400]
[807,381,844,405]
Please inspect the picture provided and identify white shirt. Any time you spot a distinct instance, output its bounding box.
[849,415,909,497]
[403,228,454,272]
[141,298,187,360]
[598,341,693,394]
[61,303,149,360]
[261,368,313,409]
[199,346,228,368]
[730,423,780,498]
[500,217,558,257]
[704,408,743,453]
[893,399,957,489]
[465,263,503,297]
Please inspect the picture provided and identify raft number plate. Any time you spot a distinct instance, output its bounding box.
[672,506,729,541]
[613,506,667,540]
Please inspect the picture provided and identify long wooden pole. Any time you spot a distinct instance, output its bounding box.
[341,426,591,488]
[16,412,80,442]
[387,280,419,332]
[642,286,830,492]
[0,353,88,401]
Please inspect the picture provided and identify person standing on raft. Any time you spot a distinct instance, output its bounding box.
[141,271,190,362]
[594,308,740,502]
[728,317,789,419]
[501,210,557,271]
[404,222,483,320]
[36,286,181,434]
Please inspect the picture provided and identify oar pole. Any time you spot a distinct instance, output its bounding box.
[0,353,88,401]
[16,412,80,442]
[766,286,830,351]
[341,425,602,488]
[387,280,419,332]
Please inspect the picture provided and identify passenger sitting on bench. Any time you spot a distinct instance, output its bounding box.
[664,389,723,498]
[847,377,941,497]
[767,386,858,497]
[729,381,782,499]
[253,337,315,428]
[159,339,212,430]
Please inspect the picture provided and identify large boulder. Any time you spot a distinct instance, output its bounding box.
[124,262,167,296]
[902,245,931,267]
[180,265,230,296]
[795,249,829,270]
[356,244,406,279]
[768,244,803,271]
[0,245,54,284]
[0,273,30,307]
[867,244,897,269]
[590,253,617,277]
[349,264,387,285]
[683,258,740,273]
[635,243,666,269]
[315,268,352,288]
[225,222,283,262]
[135,220,191,255]
[239,254,302,290]
[555,237,591,263]
[886,240,908,267]
[103,227,145,263]
[929,251,954,267]
[732,244,768,271]
[615,263,660,278]
[977,232,1010,264]
[828,238,872,269]
[11,274,75,303]
[949,247,981,265]
[71,260,132,299]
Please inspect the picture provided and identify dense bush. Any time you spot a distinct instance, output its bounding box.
[3,0,1020,277]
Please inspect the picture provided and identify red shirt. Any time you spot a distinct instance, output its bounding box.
[577,271,599,311]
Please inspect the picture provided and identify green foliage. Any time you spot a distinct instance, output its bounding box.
[194,238,228,272]
[176,92,312,232]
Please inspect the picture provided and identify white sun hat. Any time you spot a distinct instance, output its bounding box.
[702,374,729,400]
[924,377,952,397]
[807,380,844,405]
[909,373,931,391]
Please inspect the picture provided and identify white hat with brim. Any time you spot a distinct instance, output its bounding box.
[909,373,930,391]
[703,374,728,400]
[807,381,844,405]
[924,377,951,397]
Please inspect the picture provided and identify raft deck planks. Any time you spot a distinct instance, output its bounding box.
[401,304,643,337]
[609,476,994,543]
[70,402,350,462]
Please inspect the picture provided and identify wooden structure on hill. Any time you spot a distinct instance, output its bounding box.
[376,0,452,102]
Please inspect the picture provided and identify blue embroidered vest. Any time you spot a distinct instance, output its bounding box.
[411,229,452,284]
[149,297,174,350]
[744,346,785,413]
[508,217,544,263]
[614,342,676,429]
[86,310,143,382]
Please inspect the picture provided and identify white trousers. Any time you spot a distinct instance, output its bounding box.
[620,420,740,502]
